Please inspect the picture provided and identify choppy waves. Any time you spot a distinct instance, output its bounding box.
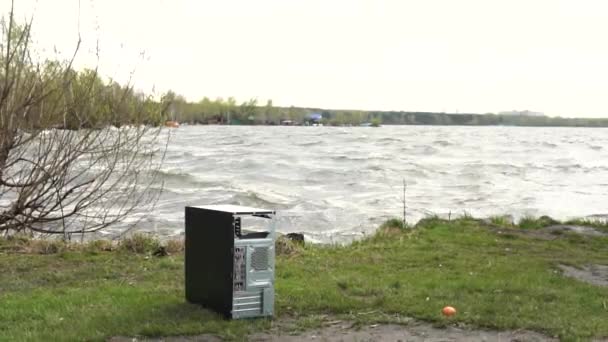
[131,125,608,242]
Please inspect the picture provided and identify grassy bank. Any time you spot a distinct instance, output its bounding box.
[1,216,607,341]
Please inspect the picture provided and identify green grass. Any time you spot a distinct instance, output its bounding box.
[1,216,608,341]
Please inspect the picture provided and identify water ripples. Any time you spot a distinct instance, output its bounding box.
[131,125,608,243]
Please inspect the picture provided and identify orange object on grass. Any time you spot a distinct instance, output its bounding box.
[442,306,457,316]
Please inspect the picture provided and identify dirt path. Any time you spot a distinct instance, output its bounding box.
[250,321,556,341]
[110,320,557,341]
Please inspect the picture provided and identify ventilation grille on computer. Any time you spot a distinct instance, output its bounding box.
[233,290,263,317]
[233,247,246,291]
[250,247,269,271]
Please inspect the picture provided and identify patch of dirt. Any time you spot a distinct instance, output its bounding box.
[251,321,556,341]
[110,321,557,342]
[541,225,607,237]
[559,264,608,287]
[493,225,607,241]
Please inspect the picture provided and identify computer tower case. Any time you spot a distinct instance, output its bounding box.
[185,205,275,319]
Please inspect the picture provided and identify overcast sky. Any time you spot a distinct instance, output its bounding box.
[4,0,608,117]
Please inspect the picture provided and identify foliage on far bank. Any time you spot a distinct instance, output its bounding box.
[164,90,608,127]
[1,215,608,340]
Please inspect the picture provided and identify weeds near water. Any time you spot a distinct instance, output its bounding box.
[118,233,162,253]
[461,210,476,220]
[488,215,514,227]
[165,239,185,254]
[276,235,304,256]
[86,240,114,252]
[518,215,559,229]
[565,218,608,232]
[380,218,410,231]
[0,235,67,254]
[0,233,184,256]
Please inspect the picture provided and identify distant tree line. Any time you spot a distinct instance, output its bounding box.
[162,92,608,127]
[367,111,608,127]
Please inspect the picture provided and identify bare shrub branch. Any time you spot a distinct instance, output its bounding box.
[0,6,167,238]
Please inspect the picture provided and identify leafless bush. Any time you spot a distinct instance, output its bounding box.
[164,239,185,254]
[0,3,167,239]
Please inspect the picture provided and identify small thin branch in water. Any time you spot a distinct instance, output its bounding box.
[402,178,407,227]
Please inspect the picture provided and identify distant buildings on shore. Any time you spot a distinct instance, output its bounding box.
[498,110,545,117]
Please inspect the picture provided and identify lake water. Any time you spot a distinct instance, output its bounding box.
[118,125,608,243]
